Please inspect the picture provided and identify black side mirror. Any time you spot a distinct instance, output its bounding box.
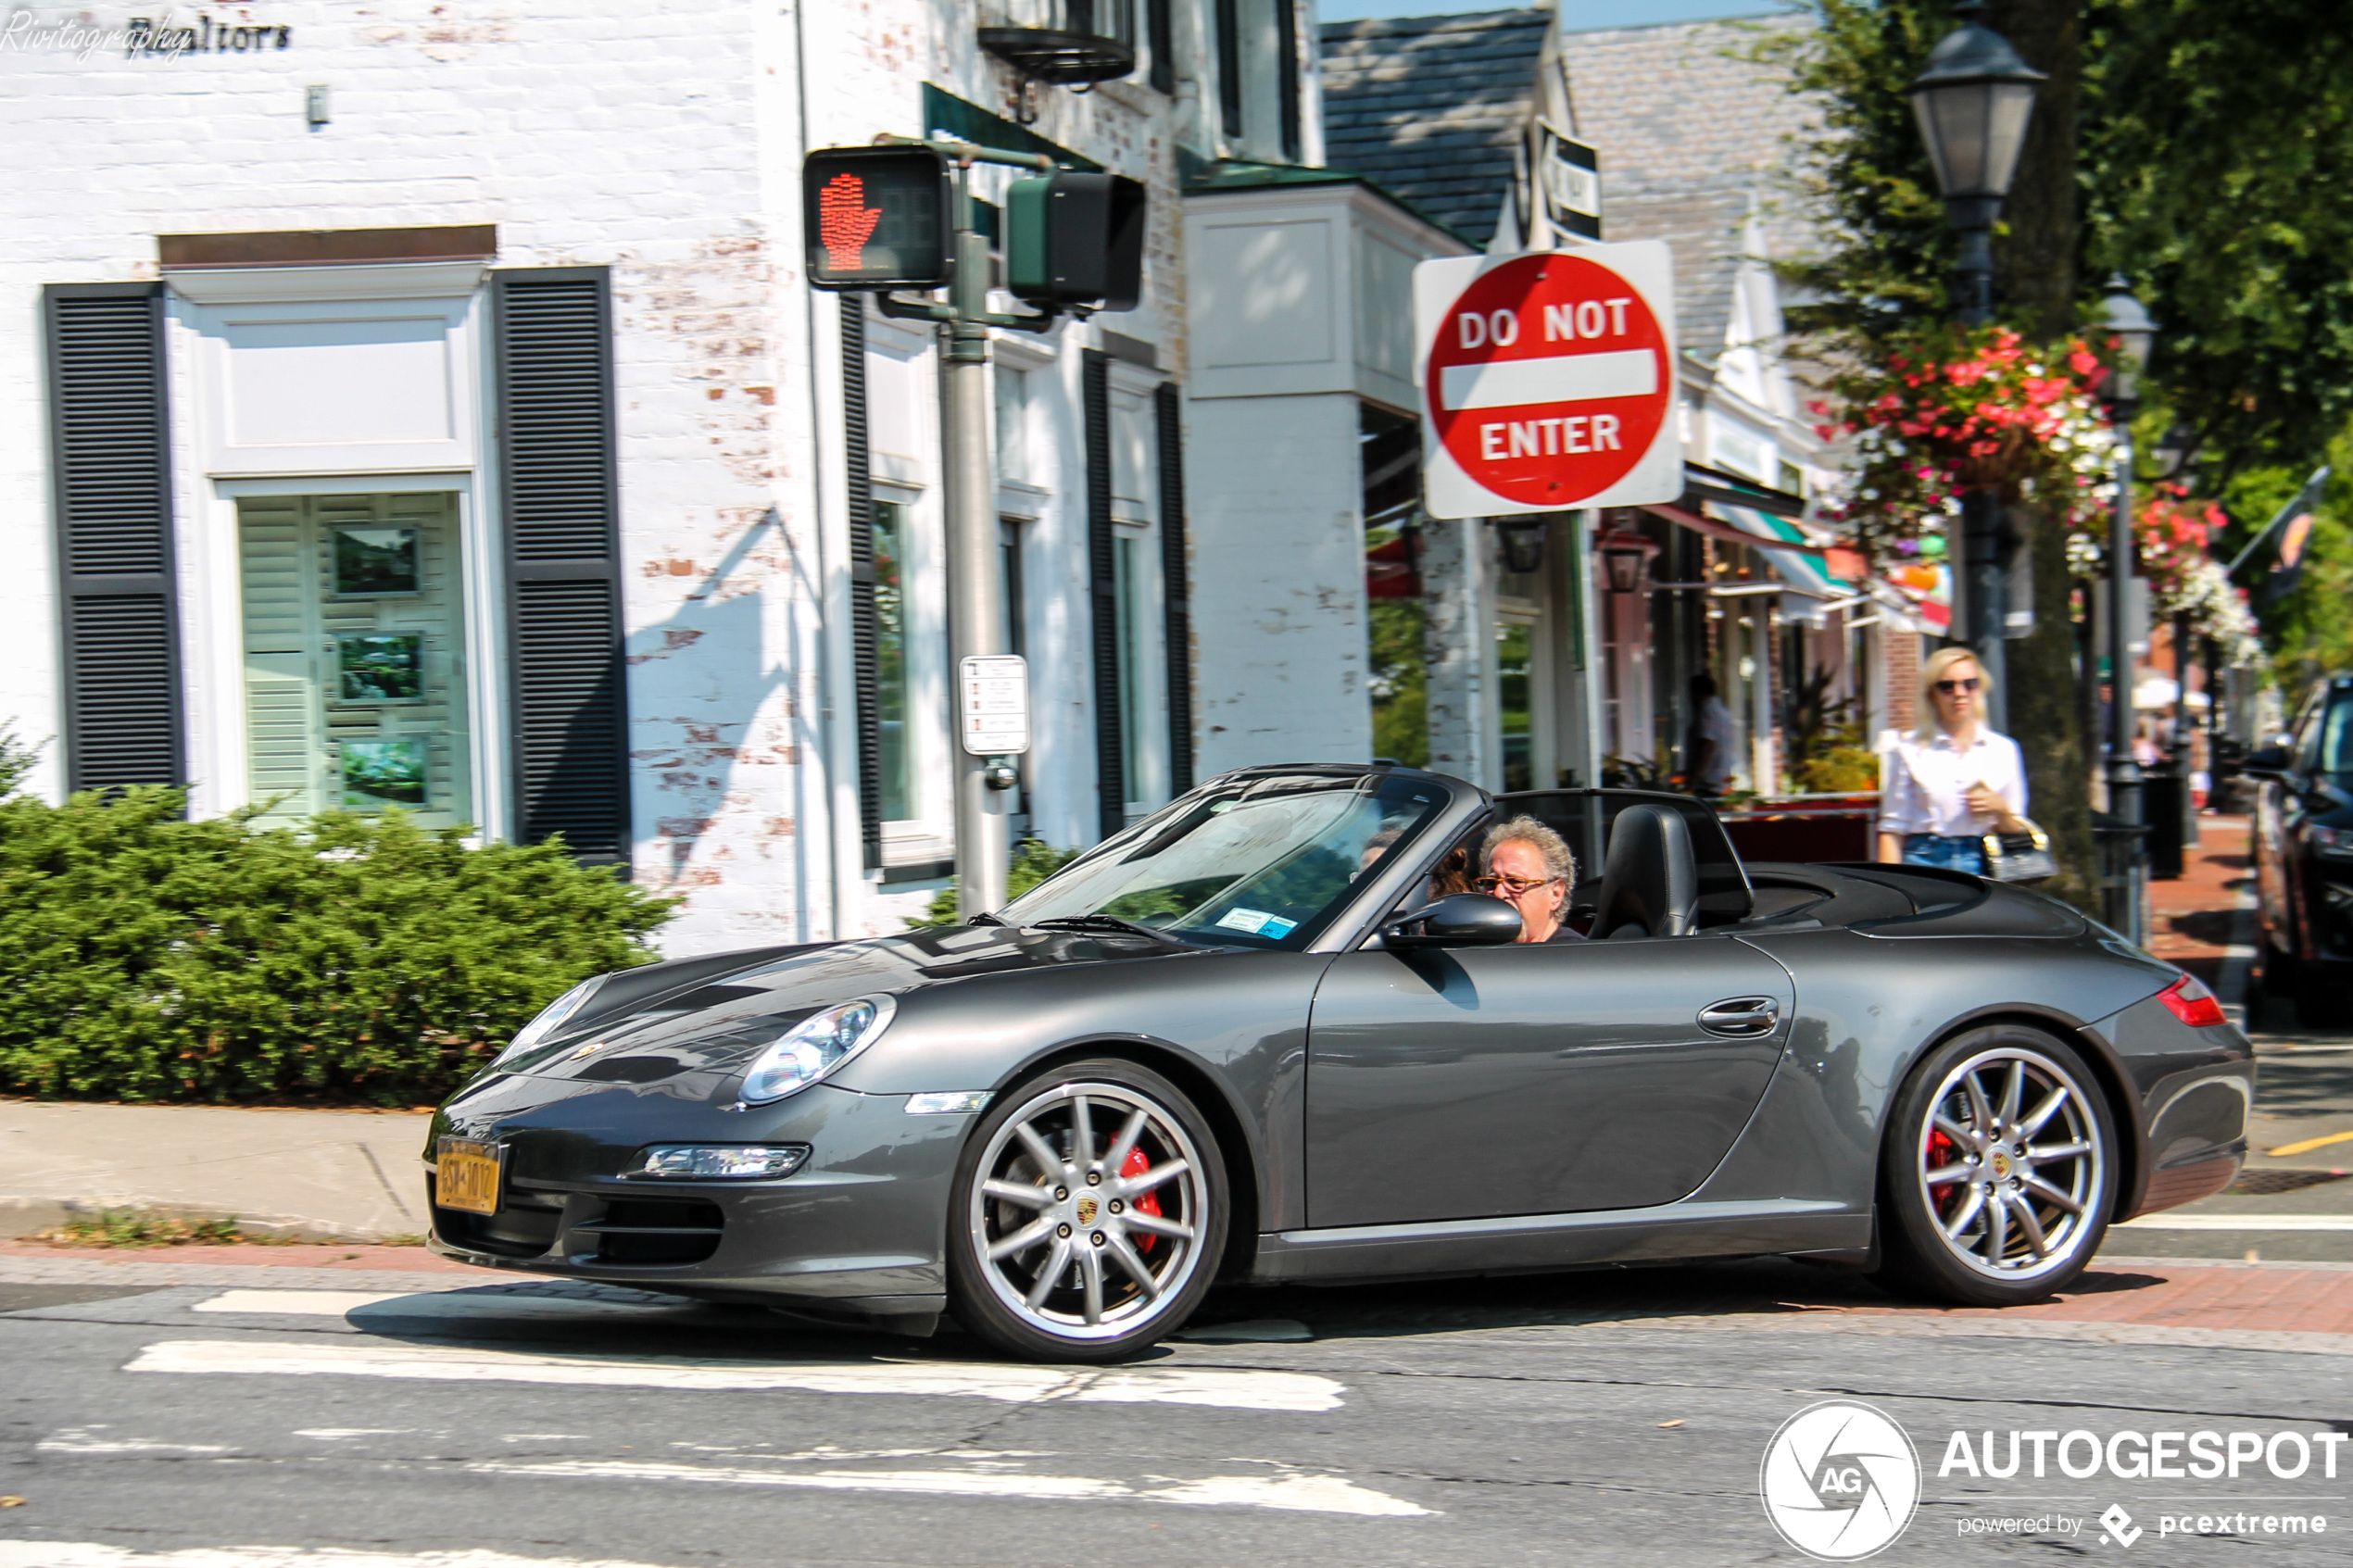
[1381,893,1523,948]
[2243,746,2290,776]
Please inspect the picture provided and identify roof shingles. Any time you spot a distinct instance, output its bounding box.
[1318,8,1552,246]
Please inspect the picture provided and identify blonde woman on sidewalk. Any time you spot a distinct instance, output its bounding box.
[1875,646,2030,875]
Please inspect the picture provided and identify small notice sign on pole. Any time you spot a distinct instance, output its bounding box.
[958,655,1030,756]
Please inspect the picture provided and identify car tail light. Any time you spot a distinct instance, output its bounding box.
[2158,975,2226,1028]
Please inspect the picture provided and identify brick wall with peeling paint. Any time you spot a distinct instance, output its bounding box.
[1,0,1342,954]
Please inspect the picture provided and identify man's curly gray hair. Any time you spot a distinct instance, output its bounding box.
[1479,815,1577,885]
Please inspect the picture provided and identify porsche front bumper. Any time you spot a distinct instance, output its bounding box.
[422,1075,971,1324]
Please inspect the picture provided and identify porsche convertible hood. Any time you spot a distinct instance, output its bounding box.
[488,924,1195,1088]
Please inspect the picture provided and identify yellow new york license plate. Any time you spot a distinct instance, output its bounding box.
[436,1138,505,1216]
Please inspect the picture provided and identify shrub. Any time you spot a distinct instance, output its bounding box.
[908,839,1083,929]
[0,783,675,1105]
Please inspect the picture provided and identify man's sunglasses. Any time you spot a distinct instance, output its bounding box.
[1933,677,1982,694]
[1475,874,1559,896]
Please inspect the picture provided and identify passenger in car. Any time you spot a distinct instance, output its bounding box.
[1476,815,1585,942]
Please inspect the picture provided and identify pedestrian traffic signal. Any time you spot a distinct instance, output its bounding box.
[803,146,953,290]
[1006,171,1147,312]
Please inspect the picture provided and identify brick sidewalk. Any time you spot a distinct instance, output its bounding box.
[2145,813,2250,995]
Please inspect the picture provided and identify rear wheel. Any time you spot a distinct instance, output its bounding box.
[946,1059,1227,1362]
[1870,1026,2117,1306]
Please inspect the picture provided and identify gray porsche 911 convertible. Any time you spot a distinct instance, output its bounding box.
[426,765,2253,1361]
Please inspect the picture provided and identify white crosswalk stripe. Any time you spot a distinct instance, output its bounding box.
[124,1336,1347,1411]
[471,1457,1433,1516]
[0,1549,686,1568]
[191,1290,673,1322]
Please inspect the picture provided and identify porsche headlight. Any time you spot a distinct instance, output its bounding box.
[739,996,897,1105]
[490,975,607,1071]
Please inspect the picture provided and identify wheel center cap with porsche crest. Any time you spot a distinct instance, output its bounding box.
[1990,1150,2012,1180]
[1076,1196,1099,1224]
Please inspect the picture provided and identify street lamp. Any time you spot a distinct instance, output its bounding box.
[1906,2,2045,327]
[1907,3,2044,732]
[1596,525,1656,595]
[2099,275,2157,941]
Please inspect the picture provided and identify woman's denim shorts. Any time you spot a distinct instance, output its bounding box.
[1902,833,1988,874]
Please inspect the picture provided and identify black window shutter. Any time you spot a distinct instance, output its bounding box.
[1155,383,1193,795]
[44,282,182,794]
[1214,0,1244,139]
[842,296,884,871]
[491,268,629,864]
[1277,0,1302,162]
[1084,350,1124,840]
[1149,0,1176,94]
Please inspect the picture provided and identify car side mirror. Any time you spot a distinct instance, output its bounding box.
[2243,746,2290,776]
[1381,892,1523,948]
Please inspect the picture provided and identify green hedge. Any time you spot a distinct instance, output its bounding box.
[0,771,675,1105]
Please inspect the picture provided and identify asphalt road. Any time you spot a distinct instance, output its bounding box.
[3,1251,2351,1568]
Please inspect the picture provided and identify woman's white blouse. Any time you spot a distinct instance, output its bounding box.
[1878,729,2028,837]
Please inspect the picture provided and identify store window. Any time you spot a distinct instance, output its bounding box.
[1114,530,1151,811]
[995,366,1030,484]
[1497,620,1534,793]
[874,497,913,822]
[238,492,470,829]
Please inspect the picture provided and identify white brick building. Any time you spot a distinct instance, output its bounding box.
[2,0,1450,952]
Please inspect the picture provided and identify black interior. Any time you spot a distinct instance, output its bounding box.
[1590,802,1699,939]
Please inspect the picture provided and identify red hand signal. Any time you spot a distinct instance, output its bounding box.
[817,172,885,271]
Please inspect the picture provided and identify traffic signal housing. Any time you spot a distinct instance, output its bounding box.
[1006,172,1147,313]
[803,145,953,290]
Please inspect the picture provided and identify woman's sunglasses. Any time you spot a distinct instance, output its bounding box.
[1934,677,1982,694]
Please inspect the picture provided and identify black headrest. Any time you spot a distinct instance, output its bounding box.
[1592,802,1699,939]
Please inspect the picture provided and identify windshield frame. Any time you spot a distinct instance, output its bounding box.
[996,765,1486,953]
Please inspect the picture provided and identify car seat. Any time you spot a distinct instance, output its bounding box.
[1591,801,1699,938]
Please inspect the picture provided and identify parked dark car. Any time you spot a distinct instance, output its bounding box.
[2248,674,2353,1026]
[425,768,2252,1361]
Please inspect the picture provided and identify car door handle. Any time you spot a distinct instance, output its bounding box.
[1698,996,1780,1036]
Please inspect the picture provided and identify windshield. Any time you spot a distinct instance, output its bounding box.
[999,771,1450,949]
[2315,696,2353,776]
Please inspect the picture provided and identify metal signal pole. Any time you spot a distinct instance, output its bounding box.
[875,138,1053,920]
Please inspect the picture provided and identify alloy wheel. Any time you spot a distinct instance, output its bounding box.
[1917,1047,2106,1281]
[966,1080,1209,1343]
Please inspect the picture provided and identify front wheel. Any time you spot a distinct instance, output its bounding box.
[947,1059,1227,1361]
[1870,1026,2117,1307]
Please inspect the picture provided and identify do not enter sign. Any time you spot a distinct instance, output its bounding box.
[1413,244,1681,519]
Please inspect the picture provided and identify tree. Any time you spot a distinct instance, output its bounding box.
[1762,0,2353,889]
[1760,0,2097,908]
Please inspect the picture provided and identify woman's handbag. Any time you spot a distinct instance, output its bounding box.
[1981,820,2057,883]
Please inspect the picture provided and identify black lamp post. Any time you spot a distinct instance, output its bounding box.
[1907,4,2045,733]
[1907,4,2045,329]
[2099,275,2157,940]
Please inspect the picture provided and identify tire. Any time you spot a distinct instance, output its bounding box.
[1869,1025,2118,1307]
[946,1058,1228,1362]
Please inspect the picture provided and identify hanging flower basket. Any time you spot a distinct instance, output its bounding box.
[1810,323,2119,565]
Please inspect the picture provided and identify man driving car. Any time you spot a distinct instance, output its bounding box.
[1476,816,1585,943]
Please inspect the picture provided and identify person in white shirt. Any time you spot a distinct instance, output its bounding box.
[1685,672,1740,797]
[1876,646,2030,874]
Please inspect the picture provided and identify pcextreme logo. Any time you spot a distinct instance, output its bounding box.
[1760,1400,1923,1560]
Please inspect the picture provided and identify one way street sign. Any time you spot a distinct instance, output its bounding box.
[1413,243,1681,520]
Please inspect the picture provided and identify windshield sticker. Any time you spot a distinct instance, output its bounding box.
[1260,914,1299,937]
[1215,908,1277,935]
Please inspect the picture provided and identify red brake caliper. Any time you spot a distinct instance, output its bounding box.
[1926,1127,1960,1217]
[1122,1145,1161,1252]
